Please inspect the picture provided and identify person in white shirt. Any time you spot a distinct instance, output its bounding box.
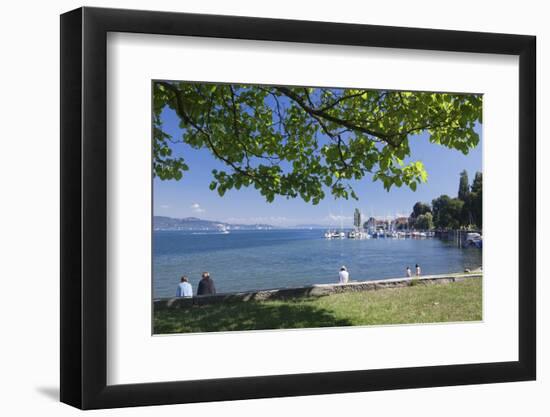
[176,276,193,297]
[339,266,349,284]
[406,266,412,277]
[415,264,421,277]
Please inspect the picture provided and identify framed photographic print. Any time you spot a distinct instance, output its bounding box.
[60,6,536,409]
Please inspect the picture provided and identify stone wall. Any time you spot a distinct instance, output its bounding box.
[154,272,482,310]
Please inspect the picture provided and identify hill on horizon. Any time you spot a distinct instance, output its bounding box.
[153,215,276,231]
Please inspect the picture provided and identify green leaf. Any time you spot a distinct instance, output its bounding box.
[153,83,482,204]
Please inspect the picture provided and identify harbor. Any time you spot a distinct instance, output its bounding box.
[324,228,436,240]
[323,208,481,247]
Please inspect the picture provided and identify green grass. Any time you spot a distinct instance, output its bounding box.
[154,278,482,334]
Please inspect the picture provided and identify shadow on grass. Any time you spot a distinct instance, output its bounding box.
[154,298,353,334]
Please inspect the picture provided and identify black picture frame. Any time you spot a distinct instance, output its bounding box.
[60,6,536,410]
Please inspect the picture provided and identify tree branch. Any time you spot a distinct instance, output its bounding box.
[274,86,400,147]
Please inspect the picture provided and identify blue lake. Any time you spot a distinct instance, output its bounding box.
[153,229,482,298]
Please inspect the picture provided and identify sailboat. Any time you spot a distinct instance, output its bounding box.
[337,206,346,238]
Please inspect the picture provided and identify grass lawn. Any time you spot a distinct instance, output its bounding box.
[154,278,482,334]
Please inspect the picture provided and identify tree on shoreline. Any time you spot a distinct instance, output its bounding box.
[154,82,482,204]
[470,172,483,228]
[415,212,434,230]
[432,195,464,230]
[410,202,432,219]
[458,170,472,226]
[457,170,482,229]
[458,170,470,201]
[409,201,433,230]
[406,171,482,231]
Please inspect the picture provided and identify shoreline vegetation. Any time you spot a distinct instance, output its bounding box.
[154,273,482,334]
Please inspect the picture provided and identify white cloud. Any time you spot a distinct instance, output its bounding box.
[327,213,353,223]
[159,204,170,209]
[190,203,205,213]
[224,216,290,226]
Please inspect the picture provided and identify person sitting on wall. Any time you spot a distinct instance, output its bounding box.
[197,272,216,296]
[176,276,193,298]
[339,266,349,284]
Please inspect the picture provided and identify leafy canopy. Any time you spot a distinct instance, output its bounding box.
[415,212,434,230]
[153,82,482,204]
[432,195,465,230]
[458,169,470,201]
[411,202,432,219]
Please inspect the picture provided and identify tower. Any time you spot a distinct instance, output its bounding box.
[354,208,361,230]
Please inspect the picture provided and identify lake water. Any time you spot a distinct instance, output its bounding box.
[153,229,482,298]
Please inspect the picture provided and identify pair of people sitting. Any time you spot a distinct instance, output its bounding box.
[176,272,216,297]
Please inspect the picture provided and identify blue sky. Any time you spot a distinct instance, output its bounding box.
[153,97,482,227]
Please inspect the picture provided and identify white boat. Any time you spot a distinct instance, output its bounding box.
[324,230,344,239]
[348,230,370,239]
[218,225,230,234]
[465,232,482,248]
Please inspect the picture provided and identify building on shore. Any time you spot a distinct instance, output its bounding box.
[364,215,412,235]
[394,216,410,230]
[364,217,389,234]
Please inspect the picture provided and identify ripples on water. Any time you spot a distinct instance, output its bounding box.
[153,229,482,298]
